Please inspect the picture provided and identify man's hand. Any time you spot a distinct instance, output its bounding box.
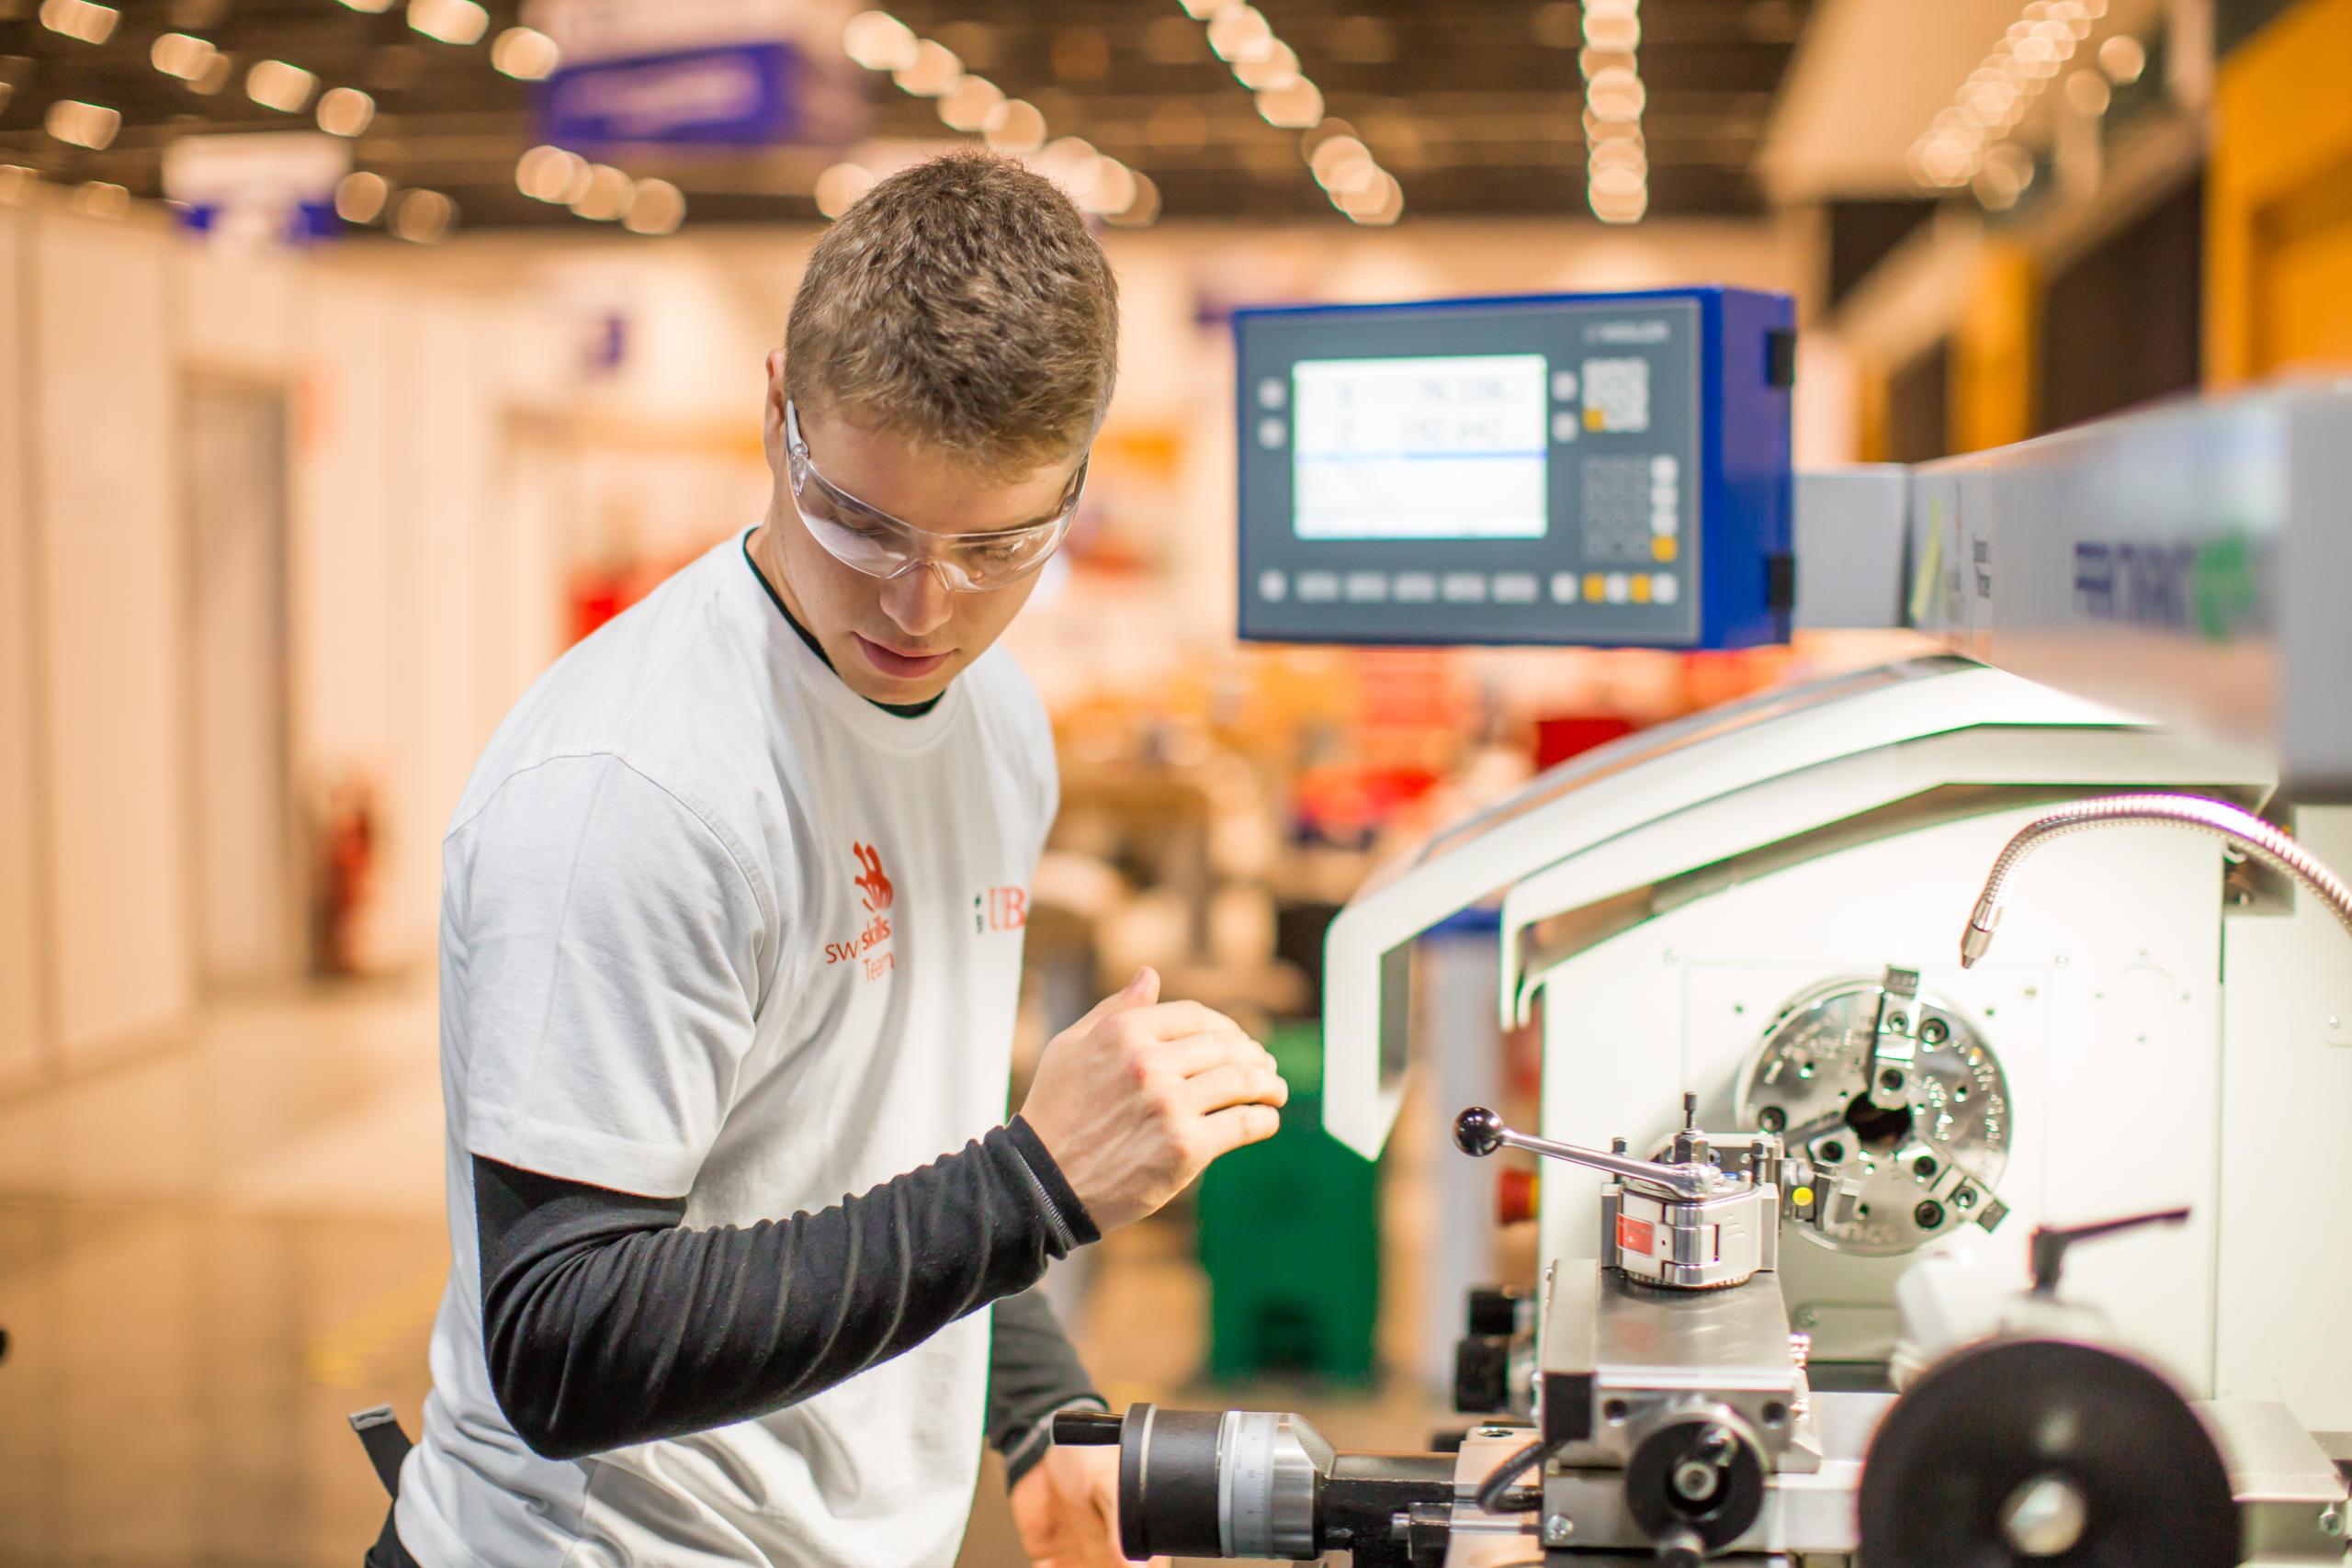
[1010,1439,1166,1568]
[1018,967,1286,1232]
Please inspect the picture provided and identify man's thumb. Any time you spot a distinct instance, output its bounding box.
[1081,966,1159,1026]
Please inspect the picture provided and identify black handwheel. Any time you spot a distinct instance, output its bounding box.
[1858,1337,2237,1568]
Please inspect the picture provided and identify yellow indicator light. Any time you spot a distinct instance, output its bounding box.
[1653,536,1679,562]
[1584,404,1606,431]
[1630,575,1651,603]
[1584,572,1606,601]
[1792,1186,1815,1208]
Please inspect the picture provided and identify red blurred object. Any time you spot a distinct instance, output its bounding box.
[1498,1166,1540,1226]
[1292,763,1440,846]
[1532,715,1638,773]
[569,570,630,645]
[314,774,377,976]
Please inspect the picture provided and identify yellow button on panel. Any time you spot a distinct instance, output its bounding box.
[1584,405,1606,431]
[1652,536,1679,562]
[1584,572,1606,602]
[1630,575,1651,603]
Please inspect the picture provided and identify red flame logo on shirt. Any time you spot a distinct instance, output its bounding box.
[853,842,895,913]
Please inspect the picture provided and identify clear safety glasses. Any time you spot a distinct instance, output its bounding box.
[784,400,1086,592]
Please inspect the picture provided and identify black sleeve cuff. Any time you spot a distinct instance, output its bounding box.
[1004,1116,1100,1250]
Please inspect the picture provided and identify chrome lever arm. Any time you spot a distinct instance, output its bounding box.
[1453,1107,1724,1200]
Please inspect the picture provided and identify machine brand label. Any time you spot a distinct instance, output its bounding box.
[1616,1213,1657,1258]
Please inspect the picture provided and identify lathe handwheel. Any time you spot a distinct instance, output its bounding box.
[1857,1337,2237,1568]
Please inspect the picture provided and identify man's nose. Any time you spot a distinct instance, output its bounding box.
[879,561,955,637]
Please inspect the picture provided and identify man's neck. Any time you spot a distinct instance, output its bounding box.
[741,529,942,719]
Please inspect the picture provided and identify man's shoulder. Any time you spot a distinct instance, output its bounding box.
[452,542,788,839]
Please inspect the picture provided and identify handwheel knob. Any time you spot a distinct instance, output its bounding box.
[1455,1107,1505,1156]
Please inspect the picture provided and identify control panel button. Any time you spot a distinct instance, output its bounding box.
[1257,570,1287,603]
[1257,416,1285,449]
[1551,572,1581,604]
[1394,571,1437,603]
[1652,572,1679,604]
[1493,573,1538,604]
[1297,570,1340,602]
[1442,572,1487,604]
[1344,571,1388,603]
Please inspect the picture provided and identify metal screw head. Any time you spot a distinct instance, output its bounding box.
[1913,1155,1939,1179]
[1879,1068,1905,1093]
[1542,1513,1574,1545]
[2319,1503,2343,1538]
[1914,1200,1946,1229]
[1671,1458,1723,1502]
[2001,1473,2088,1557]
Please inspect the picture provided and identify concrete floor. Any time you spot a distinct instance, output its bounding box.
[0,983,1452,1568]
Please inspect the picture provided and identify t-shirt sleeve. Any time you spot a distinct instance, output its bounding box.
[452,752,770,1197]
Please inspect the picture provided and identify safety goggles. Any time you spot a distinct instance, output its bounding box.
[784,400,1086,592]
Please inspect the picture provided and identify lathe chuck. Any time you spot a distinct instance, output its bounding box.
[1736,974,2010,1257]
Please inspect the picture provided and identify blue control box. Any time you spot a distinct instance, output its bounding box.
[1233,287,1795,649]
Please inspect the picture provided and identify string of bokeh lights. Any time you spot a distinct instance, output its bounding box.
[1179,0,1401,225]
[1580,0,1647,223]
[830,10,1159,228]
[1906,0,2140,211]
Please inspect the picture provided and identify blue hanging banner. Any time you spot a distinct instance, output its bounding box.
[540,41,800,146]
[527,0,865,150]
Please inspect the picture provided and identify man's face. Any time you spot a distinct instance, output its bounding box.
[752,349,1080,705]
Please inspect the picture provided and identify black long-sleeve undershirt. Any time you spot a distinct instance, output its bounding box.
[472,1118,1101,1466]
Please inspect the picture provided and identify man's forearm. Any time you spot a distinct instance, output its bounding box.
[475,1119,1097,1461]
[988,1286,1103,1485]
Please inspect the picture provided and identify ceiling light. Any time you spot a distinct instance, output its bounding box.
[1583,10,1640,50]
[492,27,560,80]
[516,144,589,203]
[409,0,488,47]
[0,167,38,207]
[247,59,317,113]
[1206,6,1272,61]
[391,187,455,243]
[153,33,216,79]
[338,0,394,11]
[40,0,117,45]
[1233,39,1299,90]
[1589,140,1646,173]
[2064,68,2110,115]
[1105,172,1159,227]
[335,171,389,222]
[1591,188,1646,224]
[939,75,1003,131]
[1338,168,1398,220]
[192,51,233,95]
[1084,158,1138,216]
[1036,136,1104,204]
[1180,0,1220,17]
[571,164,633,221]
[44,99,120,150]
[624,178,685,235]
[2098,34,2145,82]
[893,39,961,96]
[1310,133,1370,183]
[1586,68,1645,119]
[318,85,374,134]
[1257,77,1323,129]
[985,98,1046,152]
[843,11,919,71]
[815,163,876,219]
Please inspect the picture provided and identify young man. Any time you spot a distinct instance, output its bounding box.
[379,152,1288,1568]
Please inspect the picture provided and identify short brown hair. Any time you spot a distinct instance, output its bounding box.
[786,152,1119,474]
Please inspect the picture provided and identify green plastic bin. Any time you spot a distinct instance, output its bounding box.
[1195,1022,1381,1384]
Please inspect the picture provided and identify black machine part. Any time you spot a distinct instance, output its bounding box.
[1054,1404,1455,1567]
[1623,1415,1769,1553]
[1857,1337,2238,1568]
[2028,1206,2188,1294]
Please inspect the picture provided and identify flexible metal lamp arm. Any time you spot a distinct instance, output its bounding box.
[1961,794,2352,968]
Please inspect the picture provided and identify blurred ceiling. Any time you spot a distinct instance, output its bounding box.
[0,0,1824,228]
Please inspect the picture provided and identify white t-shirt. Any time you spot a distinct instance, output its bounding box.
[397,534,1057,1568]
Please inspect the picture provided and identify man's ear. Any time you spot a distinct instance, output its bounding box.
[761,349,789,469]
